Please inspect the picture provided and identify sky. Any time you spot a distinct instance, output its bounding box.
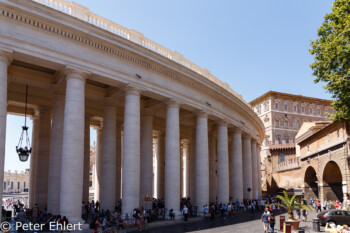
[5,0,334,171]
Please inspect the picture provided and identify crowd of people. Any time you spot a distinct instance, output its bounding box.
[309,198,343,212]
[3,195,348,232]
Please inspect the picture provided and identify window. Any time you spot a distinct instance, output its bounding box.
[275,103,279,110]
[264,104,269,112]
[17,182,20,190]
[24,182,26,188]
[278,154,285,163]
[3,182,5,190]
[293,106,297,112]
[301,106,305,113]
[317,109,321,115]
[11,182,13,189]
[256,107,261,114]
[277,136,282,144]
[309,108,313,114]
[293,121,298,128]
[275,120,279,127]
[284,121,289,127]
[284,104,288,111]
[265,138,269,146]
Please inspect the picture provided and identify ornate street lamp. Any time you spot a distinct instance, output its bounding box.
[16,85,31,162]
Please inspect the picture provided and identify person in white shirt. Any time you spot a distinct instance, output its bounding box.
[182,205,189,222]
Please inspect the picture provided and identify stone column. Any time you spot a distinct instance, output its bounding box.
[100,101,117,211]
[140,115,153,206]
[60,68,87,222]
[180,143,184,197]
[196,112,209,213]
[228,139,232,199]
[165,100,180,216]
[242,135,253,200]
[94,126,102,201]
[29,114,39,208]
[217,122,229,204]
[209,130,217,203]
[251,140,258,199]
[185,141,190,198]
[35,107,51,210]
[47,91,65,214]
[82,116,90,203]
[0,50,11,220]
[190,128,196,203]
[257,145,262,197]
[232,129,243,202]
[156,133,165,199]
[115,124,122,201]
[122,87,141,216]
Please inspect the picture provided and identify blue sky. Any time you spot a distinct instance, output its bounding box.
[6,0,334,171]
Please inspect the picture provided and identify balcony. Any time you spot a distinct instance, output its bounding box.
[277,157,301,172]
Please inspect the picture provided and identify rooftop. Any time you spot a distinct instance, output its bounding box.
[250,91,333,106]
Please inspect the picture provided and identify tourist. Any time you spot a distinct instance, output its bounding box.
[317,201,322,213]
[261,208,270,233]
[325,223,340,233]
[32,203,39,223]
[91,216,101,233]
[209,204,215,220]
[302,209,308,222]
[295,208,301,220]
[342,225,350,233]
[139,208,145,231]
[102,216,111,230]
[182,205,188,222]
[268,213,276,233]
[169,209,175,220]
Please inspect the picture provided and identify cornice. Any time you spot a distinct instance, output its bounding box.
[0,0,264,141]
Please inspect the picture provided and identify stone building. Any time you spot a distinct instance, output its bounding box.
[297,121,350,204]
[0,0,264,221]
[250,91,332,193]
[3,169,30,193]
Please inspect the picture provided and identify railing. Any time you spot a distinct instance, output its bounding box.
[31,0,244,102]
[277,158,300,172]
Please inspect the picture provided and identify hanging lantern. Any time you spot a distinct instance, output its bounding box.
[16,85,31,162]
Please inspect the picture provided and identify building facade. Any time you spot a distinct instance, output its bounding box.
[0,0,264,221]
[250,91,332,192]
[3,169,29,193]
[297,121,350,204]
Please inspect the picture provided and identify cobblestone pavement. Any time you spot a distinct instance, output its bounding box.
[125,210,327,233]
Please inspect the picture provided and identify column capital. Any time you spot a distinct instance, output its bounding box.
[232,127,242,134]
[53,87,65,96]
[38,106,51,114]
[64,65,90,82]
[196,110,208,118]
[153,130,164,138]
[0,48,13,65]
[217,120,227,127]
[124,85,141,97]
[242,133,251,140]
[104,97,118,108]
[166,99,180,108]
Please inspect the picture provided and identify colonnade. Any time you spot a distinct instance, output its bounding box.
[0,51,262,221]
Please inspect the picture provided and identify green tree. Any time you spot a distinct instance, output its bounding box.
[310,0,350,120]
[269,191,312,220]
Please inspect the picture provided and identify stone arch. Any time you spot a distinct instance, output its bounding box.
[322,161,343,201]
[304,166,318,199]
